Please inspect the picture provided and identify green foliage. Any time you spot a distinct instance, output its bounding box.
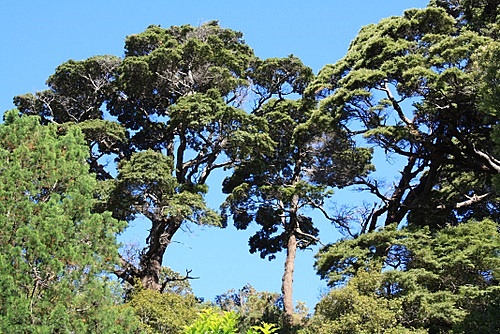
[309,3,500,232]
[128,288,199,334]
[215,284,284,332]
[305,270,422,334]
[14,55,121,124]
[111,149,221,226]
[110,21,256,149]
[314,219,500,333]
[6,3,500,333]
[249,55,314,98]
[184,309,240,334]
[471,40,500,192]
[0,112,138,333]
[247,323,279,334]
[184,308,280,334]
[14,21,275,290]
[430,0,500,37]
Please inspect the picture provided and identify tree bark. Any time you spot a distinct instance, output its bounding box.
[281,232,297,331]
[114,215,183,291]
[139,216,183,291]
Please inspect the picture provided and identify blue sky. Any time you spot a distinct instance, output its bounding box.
[1,1,429,309]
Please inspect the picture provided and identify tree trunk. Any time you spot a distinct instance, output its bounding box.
[140,255,163,291]
[281,232,297,330]
[140,216,183,290]
[115,216,183,291]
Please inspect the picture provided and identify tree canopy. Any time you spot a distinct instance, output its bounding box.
[15,21,275,293]
[3,1,499,332]
[308,3,500,233]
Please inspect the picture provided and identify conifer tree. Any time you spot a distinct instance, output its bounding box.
[0,111,138,333]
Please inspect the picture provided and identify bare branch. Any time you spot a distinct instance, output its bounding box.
[160,269,199,293]
[114,255,139,286]
[354,177,390,203]
[295,222,324,246]
[436,193,490,210]
[473,147,500,173]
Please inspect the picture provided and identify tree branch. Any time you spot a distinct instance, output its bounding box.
[380,80,413,127]
[473,147,500,173]
[436,193,490,210]
[160,269,199,293]
[354,177,390,203]
[295,227,324,246]
[114,256,139,286]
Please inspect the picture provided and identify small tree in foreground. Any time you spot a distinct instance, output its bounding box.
[185,308,280,334]
[0,111,139,333]
[127,287,199,334]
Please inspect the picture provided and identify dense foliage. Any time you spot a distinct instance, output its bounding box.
[313,220,499,333]
[127,287,199,333]
[309,1,500,233]
[0,112,139,333]
[1,0,499,332]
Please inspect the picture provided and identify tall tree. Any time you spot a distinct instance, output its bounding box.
[0,111,138,333]
[14,22,273,291]
[222,56,373,329]
[308,3,500,234]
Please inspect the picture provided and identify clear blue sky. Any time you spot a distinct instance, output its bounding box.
[1,1,429,309]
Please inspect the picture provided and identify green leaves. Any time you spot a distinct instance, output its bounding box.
[314,219,500,332]
[128,288,198,334]
[248,323,279,334]
[310,4,500,230]
[0,113,135,332]
[185,309,240,334]
[6,6,498,332]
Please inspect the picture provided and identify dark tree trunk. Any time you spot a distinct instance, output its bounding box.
[115,216,183,291]
[140,216,183,290]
